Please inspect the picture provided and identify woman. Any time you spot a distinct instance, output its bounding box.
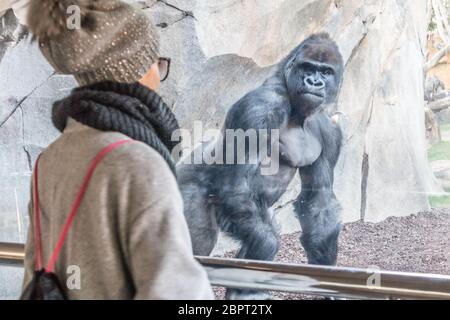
[22,0,213,299]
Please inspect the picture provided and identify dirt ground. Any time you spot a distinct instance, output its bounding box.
[213,208,450,300]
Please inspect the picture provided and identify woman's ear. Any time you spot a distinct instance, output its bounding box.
[139,62,161,91]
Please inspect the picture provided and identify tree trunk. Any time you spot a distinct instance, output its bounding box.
[425,44,450,71]
[429,96,450,111]
[425,107,442,145]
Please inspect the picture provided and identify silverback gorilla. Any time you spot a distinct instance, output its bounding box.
[177,33,344,299]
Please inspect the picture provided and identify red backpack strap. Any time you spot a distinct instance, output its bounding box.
[33,139,134,273]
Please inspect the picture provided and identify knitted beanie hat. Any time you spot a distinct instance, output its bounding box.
[27,0,160,85]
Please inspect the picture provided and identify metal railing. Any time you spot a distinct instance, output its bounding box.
[1,242,450,299]
[0,242,24,267]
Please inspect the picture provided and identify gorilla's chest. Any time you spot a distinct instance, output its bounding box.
[279,123,322,168]
[255,124,323,206]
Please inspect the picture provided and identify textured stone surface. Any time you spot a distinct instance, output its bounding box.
[0,0,442,298]
[158,0,439,223]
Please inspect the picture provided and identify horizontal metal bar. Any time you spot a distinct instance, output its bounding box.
[1,242,449,299]
[197,256,450,300]
[0,242,24,267]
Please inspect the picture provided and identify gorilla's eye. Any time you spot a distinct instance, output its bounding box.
[300,63,315,74]
[323,69,334,76]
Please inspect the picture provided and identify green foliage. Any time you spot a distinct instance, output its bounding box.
[428,122,450,208]
[429,21,437,32]
[428,140,450,162]
[428,123,450,162]
[440,123,450,132]
[429,195,450,207]
[428,0,450,32]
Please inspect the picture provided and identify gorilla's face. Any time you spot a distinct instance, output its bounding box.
[285,38,343,119]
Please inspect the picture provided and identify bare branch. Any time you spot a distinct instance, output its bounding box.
[431,0,450,42]
[424,43,450,71]
[428,96,450,111]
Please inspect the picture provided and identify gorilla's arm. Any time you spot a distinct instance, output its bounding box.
[224,76,291,132]
[294,113,343,265]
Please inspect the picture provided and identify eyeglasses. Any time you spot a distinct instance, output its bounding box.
[158,57,171,82]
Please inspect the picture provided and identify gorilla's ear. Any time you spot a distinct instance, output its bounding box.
[286,56,296,70]
[284,56,297,80]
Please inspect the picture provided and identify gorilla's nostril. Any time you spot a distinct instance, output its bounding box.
[305,77,315,86]
[305,77,325,89]
[316,81,325,88]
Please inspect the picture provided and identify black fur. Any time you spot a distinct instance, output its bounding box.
[177,33,344,299]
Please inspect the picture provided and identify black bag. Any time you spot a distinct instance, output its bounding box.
[20,139,134,300]
[21,269,68,300]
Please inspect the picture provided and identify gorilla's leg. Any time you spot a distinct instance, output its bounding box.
[178,167,219,256]
[219,200,279,299]
[295,156,341,265]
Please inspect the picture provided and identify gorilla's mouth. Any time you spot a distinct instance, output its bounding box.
[303,92,324,98]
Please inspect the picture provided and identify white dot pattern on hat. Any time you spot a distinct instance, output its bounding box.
[37,0,160,85]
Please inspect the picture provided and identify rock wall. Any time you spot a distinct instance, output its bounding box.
[0,0,441,297]
[153,0,439,223]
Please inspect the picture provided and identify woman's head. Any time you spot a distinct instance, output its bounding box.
[27,0,164,89]
[139,57,171,91]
